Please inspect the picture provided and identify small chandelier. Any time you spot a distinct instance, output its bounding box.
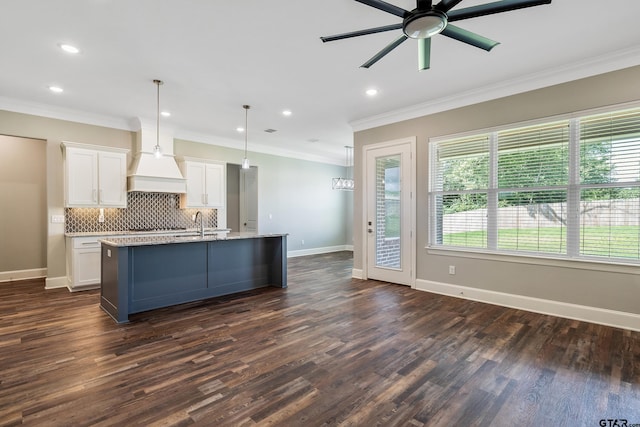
[241,105,250,169]
[332,145,354,190]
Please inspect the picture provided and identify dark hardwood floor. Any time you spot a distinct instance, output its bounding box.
[1,251,638,426]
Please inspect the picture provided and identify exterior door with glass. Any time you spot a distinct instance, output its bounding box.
[365,140,414,285]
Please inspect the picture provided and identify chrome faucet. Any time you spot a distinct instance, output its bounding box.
[194,211,204,238]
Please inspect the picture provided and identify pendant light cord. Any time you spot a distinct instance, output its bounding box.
[153,79,163,156]
[243,104,250,158]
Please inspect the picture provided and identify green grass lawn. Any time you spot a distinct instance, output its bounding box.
[443,226,640,259]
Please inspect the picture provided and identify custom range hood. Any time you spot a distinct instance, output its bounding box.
[127,117,186,193]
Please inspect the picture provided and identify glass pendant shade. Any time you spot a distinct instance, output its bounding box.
[242,157,250,169]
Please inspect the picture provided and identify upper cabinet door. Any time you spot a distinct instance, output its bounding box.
[205,163,225,208]
[97,151,127,207]
[179,159,226,209]
[183,161,207,208]
[63,143,129,208]
[65,148,99,207]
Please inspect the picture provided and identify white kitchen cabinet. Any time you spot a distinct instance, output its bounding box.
[63,142,129,208]
[179,158,226,208]
[65,236,104,291]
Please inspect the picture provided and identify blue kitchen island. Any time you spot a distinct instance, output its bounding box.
[99,233,287,323]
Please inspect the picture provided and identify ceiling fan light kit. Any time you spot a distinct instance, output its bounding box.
[321,0,552,70]
[403,10,447,39]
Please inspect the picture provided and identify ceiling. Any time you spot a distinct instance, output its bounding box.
[1,0,640,164]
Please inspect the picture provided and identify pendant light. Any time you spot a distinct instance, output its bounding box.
[153,79,163,159]
[241,104,250,169]
[332,145,354,190]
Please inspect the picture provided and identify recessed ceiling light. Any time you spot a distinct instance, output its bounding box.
[236,127,245,132]
[49,86,64,93]
[161,111,171,117]
[59,44,80,54]
[366,88,378,96]
[282,110,292,116]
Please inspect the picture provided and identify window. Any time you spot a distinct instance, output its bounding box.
[429,106,640,263]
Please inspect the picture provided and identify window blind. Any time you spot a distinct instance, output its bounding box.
[429,106,640,263]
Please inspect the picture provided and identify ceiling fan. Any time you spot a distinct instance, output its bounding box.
[320,0,552,70]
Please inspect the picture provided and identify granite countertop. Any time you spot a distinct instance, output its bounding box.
[100,232,287,247]
[65,228,230,238]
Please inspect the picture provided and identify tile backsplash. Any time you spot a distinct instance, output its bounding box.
[65,192,217,233]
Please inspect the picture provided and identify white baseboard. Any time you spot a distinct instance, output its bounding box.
[352,268,364,279]
[45,276,68,290]
[415,279,640,332]
[0,268,46,283]
[288,245,353,258]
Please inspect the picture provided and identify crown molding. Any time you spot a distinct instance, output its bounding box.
[0,96,133,131]
[350,45,640,132]
[174,129,345,166]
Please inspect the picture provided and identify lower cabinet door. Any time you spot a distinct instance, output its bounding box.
[73,247,101,287]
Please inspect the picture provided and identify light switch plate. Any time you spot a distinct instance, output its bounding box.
[51,215,65,223]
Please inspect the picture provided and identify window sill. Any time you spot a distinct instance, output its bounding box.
[425,246,640,275]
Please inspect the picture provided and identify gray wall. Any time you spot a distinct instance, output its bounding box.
[175,139,351,253]
[353,65,640,316]
[0,135,47,272]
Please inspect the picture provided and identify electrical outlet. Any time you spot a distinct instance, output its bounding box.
[98,215,105,223]
[449,265,456,275]
[301,239,305,246]
[192,214,196,221]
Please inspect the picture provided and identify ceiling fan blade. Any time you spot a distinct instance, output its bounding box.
[321,24,402,43]
[361,34,409,68]
[441,24,499,51]
[434,0,464,12]
[355,0,409,18]
[418,37,431,70]
[448,0,552,22]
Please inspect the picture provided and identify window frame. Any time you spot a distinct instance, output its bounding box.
[427,102,640,270]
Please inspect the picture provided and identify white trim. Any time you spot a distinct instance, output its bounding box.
[67,283,100,292]
[175,130,344,166]
[45,276,67,290]
[351,268,364,279]
[426,247,640,275]
[362,138,417,287]
[287,245,353,258]
[0,96,133,130]
[415,278,640,332]
[0,268,47,283]
[351,45,640,132]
